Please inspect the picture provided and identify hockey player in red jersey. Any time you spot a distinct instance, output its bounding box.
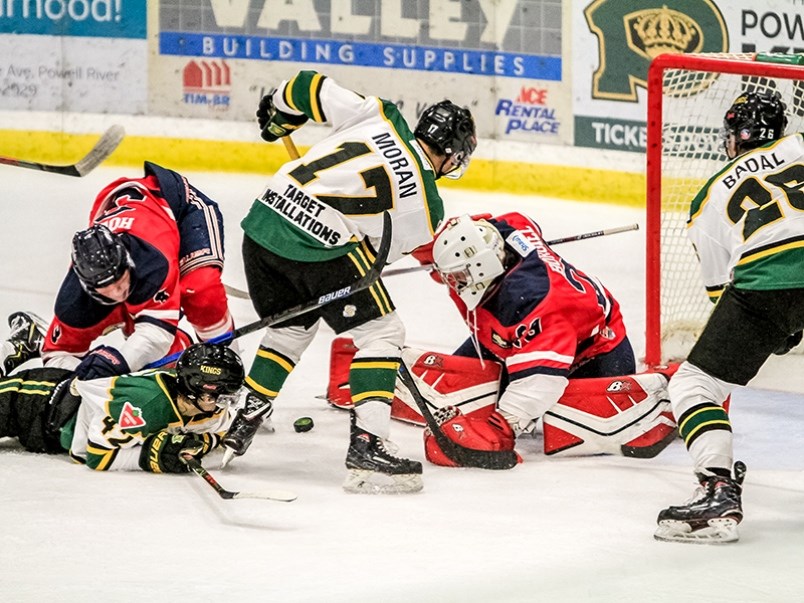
[32,162,233,381]
[410,213,675,462]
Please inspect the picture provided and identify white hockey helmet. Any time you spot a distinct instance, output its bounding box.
[432,215,506,310]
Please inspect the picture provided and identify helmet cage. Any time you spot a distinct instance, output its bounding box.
[433,216,505,310]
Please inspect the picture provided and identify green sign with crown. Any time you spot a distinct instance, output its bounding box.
[584,0,729,101]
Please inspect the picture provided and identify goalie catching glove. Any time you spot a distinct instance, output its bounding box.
[138,431,221,474]
[424,406,520,467]
[257,90,309,142]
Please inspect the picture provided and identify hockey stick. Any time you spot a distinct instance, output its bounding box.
[183,457,297,501]
[0,125,125,177]
[148,210,393,368]
[223,222,641,300]
[282,135,301,160]
[396,361,519,470]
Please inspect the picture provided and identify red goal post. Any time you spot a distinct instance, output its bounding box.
[645,52,804,367]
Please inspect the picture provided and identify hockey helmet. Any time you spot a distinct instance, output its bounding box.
[176,343,244,405]
[71,224,132,294]
[432,215,506,310]
[414,100,477,179]
[722,90,787,158]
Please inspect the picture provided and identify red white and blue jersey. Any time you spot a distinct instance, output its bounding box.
[448,212,626,382]
[42,171,184,372]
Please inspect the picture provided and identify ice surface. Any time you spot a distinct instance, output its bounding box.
[1,166,802,602]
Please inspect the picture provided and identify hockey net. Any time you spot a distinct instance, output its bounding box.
[645,52,804,366]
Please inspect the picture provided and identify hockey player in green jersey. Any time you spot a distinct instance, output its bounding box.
[0,340,244,473]
[655,91,804,544]
[223,70,477,494]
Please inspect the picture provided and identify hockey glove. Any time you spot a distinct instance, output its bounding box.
[139,431,221,474]
[773,330,803,356]
[74,345,130,381]
[256,90,308,142]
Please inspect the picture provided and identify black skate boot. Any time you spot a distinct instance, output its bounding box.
[2,311,48,376]
[220,391,274,468]
[655,461,747,544]
[343,412,423,494]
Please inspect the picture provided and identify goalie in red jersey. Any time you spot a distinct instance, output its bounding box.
[405,213,676,463]
[12,162,235,382]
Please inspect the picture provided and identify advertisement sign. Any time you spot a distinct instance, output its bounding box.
[150,0,573,144]
[572,0,804,152]
[0,0,147,112]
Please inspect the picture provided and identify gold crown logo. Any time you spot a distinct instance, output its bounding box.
[627,6,702,59]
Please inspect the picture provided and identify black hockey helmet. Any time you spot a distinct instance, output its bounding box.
[414,100,477,179]
[176,343,244,402]
[71,224,132,291]
[722,90,787,157]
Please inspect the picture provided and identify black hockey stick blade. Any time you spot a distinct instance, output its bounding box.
[184,457,297,502]
[148,211,393,368]
[397,362,519,470]
[0,125,125,177]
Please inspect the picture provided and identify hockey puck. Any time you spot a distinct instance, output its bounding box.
[294,417,314,433]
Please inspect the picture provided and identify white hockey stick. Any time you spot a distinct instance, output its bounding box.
[222,222,640,300]
[0,125,125,177]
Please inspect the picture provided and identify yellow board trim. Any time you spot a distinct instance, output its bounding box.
[0,130,646,207]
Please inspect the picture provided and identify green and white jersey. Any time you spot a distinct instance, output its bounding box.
[241,70,444,263]
[65,370,232,471]
[688,132,804,295]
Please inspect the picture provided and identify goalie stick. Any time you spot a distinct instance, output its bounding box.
[183,457,297,501]
[222,223,641,300]
[0,125,125,177]
[147,210,393,369]
[397,361,519,470]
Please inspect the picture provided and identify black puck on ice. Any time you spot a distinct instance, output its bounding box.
[294,417,314,433]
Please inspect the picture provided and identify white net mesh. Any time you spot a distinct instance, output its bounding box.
[655,53,804,361]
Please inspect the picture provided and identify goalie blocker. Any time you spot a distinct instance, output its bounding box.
[327,337,678,464]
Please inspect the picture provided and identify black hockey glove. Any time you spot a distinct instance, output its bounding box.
[139,431,220,474]
[74,345,130,381]
[773,330,803,356]
[256,90,308,142]
[221,393,273,467]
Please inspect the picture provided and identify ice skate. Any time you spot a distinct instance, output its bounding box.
[343,414,423,494]
[655,461,746,544]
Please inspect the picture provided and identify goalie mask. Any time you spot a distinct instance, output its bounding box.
[721,90,787,159]
[414,100,477,179]
[432,215,506,310]
[71,224,133,304]
[176,343,244,410]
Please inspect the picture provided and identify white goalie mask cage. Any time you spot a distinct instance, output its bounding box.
[432,215,506,310]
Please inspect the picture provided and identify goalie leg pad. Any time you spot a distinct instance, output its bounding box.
[543,369,678,458]
[325,339,502,424]
[424,406,520,467]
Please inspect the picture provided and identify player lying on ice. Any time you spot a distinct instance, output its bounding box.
[327,213,678,463]
[0,340,244,473]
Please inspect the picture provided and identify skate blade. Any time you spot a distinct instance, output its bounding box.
[654,518,739,544]
[342,469,423,495]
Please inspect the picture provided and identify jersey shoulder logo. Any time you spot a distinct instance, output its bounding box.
[119,401,146,430]
[154,289,170,303]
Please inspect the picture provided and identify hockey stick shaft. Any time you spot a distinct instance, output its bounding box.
[183,457,297,501]
[381,222,641,277]
[221,222,640,299]
[282,135,301,160]
[397,362,519,470]
[0,125,125,177]
[148,211,393,368]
